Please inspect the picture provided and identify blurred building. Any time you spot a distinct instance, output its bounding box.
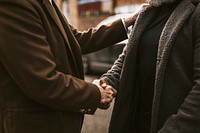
[54,0,145,30]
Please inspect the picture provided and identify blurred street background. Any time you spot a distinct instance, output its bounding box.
[52,0,146,132]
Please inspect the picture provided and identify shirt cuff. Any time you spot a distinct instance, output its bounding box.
[121,18,128,31]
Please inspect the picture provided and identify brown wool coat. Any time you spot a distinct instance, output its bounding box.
[0,0,127,133]
[102,0,200,132]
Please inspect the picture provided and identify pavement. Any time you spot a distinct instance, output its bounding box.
[81,104,113,133]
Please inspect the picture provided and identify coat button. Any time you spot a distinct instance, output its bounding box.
[79,109,85,113]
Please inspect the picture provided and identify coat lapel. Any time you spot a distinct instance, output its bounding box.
[42,0,74,58]
[157,0,195,63]
[151,0,196,132]
[120,6,159,92]
[126,6,158,56]
[42,0,82,77]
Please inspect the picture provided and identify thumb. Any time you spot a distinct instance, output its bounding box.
[100,78,108,88]
[101,82,107,88]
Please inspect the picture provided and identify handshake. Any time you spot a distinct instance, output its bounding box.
[93,78,117,110]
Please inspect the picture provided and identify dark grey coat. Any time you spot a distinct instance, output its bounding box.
[102,0,200,132]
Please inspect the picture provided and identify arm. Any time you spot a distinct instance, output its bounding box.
[69,4,147,55]
[100,44,128,90]
[0,1,101,114]
[70,20,128,54]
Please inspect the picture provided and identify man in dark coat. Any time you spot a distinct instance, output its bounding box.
[95,0,200,132]
[0,0,141,133]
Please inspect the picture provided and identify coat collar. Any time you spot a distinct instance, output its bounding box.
[42,0,67,38]
[127,0,197,131]
[157,0,195,62]
[138,0,197,131]
[42,0,74,53]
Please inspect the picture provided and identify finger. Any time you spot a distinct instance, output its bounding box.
[105,89,115,96]
[111,88,117,96]
[142,3,149,7]
[101,98,111,104]
[101,96,113,103]
[101,83,107,88]
[104,85,117,95]
[100,78,109,84]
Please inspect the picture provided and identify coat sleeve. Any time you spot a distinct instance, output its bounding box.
[158,10,200,133]
[69,19,128,54]
[0,1,100,114]
[100,44,128,90]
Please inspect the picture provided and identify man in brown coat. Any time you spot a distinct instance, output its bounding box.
[0,0,141,133]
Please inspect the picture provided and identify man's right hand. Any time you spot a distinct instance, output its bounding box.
[93,79,117,109]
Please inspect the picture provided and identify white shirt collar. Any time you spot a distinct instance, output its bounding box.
[49,0,52,4]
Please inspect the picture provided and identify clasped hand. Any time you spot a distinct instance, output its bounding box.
[93,79,117,109]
